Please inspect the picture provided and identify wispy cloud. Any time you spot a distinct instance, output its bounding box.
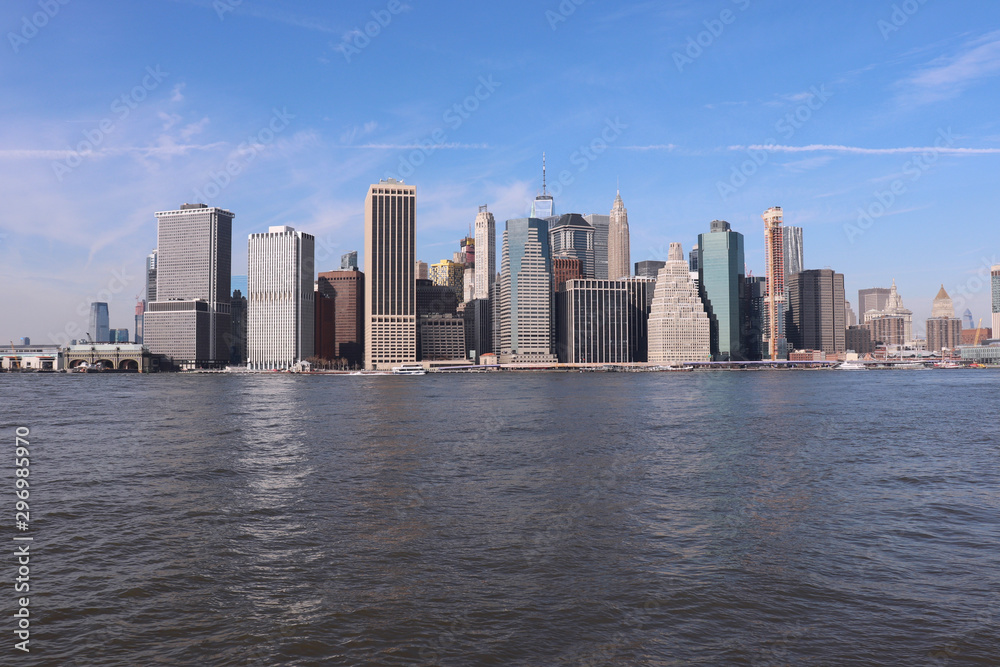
[619,144,677,151]
[732,143,1000,155]
[896,30,1000,104]
[0,143,227,161]
[351,143,493,150]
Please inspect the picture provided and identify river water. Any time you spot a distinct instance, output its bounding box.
[2,370,999,665]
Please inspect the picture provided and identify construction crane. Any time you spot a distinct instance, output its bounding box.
[974,318,984,346]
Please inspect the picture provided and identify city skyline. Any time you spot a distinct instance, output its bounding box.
[3,2,1000,343]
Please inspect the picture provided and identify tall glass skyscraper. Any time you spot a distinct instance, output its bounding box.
[698,220,746,361]
[497,217,556,363]
[549,214,595,278]
[783,226,804,278]
[88,302,110,343]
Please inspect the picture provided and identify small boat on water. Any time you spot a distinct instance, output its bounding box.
[392,363,426,376]
[838,360,867,371]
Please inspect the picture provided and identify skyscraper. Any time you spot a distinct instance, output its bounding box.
[145,250,157,302]
[415,260,429,281]
[497,217,557,363]
[556,278,653,364]
[144,204,233,368]
[247,225,315,370]
[549,214,595,278]
[635,260,666,279]
[607,190,630,280]
[993,265,1000,336]
[647,243,711,365]
[474,206,496,300]
[364,179,416,369]
[858,287,891,321]
[584,214,610,279]
[430,259,464,303]
[88,302,109,343]
[530,153,554,219]
[340,251,358,270]
[697,220,746,361]
[762,206,787,360]
[866,280,914,343]
[786,269,846,355]
[317,269,364,368]
[783,225,804,279]
[926,285,962,353]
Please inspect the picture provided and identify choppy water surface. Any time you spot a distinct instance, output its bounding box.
[3,371,999,665]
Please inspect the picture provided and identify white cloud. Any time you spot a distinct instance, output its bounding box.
[897,31,1000,104]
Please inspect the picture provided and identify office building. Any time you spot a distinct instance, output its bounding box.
[635,260,666,279]
[926,285,962,353]
[865,280,913,343]
[697,220,746,361]
[364,179,416,370]
[689,246,699,272]
[607,191,629,280]
[474,206,496,300]
[497,217,557,363]
[556,277,653,363]
[247,225,315,370]
[230,289,247,365]
[553,257,583,292]
[134,301,144,345]
[647,243,711,365]
[786,269,846,355]
[419,314,467,361]
[431,259,465,303]
[584,214,610,280]
[107,328,130,344]
[993,265,1000,336]
[783,226,804,278]
[415,260,429,281]
[962,308,975,330]
[144,204,233,368]
[846,325,874,355]
[314,291,337,361]
[762,206,787,360]
[869,315,907,347]
[89,302,110,343]
[340,251,358,270]
[146,250,158,302]
[858,287,891,321]
[549,214,595,278]
[317,269,365,368]
[744,276,768,361]
[845,300,858,328]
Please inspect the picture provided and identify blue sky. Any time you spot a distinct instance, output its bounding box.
[2,0,999,343]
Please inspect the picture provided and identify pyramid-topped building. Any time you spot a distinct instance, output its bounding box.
[647,242,711,365]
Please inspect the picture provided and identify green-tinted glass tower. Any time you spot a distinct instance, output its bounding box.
[697,220,747,361]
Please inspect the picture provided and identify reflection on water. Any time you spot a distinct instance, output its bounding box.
[2,370,998,665]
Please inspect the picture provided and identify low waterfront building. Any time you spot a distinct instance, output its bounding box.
[960,344,1000,364]
[2,344,64,371]
[65,343,155,372]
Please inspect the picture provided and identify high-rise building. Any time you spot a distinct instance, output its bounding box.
[992,265,1000,336]
[415,260,429,281]
[783,226,804,279]
[230,289,247,365]
[553,257,583,292]
[607,190,630,280]
[869,315,907,346]
[926,285,962,353]
[88,302,110,343]
[786,269,846,355]
[247,226,315,370]
[497,217,557,364]
[556,278,653,363]
[762,206,787,360]
[316,270,364,368]
[846,325,874,355]
[584,214,610,280]
[865,280,913,343]
[549,214,595,278]
[697,220,747,361]
[845,300,858,328]
[744,276,768,360]
[314,291,337,362]
[340,251,358,270]
[134,301,144,345]
[364,179,416,370]
[107,328,130,343]
[858,287,891,321]
[530,153,554,219]
[419,314,466,361]
[635,260,666,279]
[145,250,158,302]
[688,245,699,272]
[647,243,711,365]
[474,206,496,300]
[962,308,975,330]
[430,259,465,303]
[144,204,233,368]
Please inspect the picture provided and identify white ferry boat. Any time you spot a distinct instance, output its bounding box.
[838,360,867,371]
[392,363,426,376]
